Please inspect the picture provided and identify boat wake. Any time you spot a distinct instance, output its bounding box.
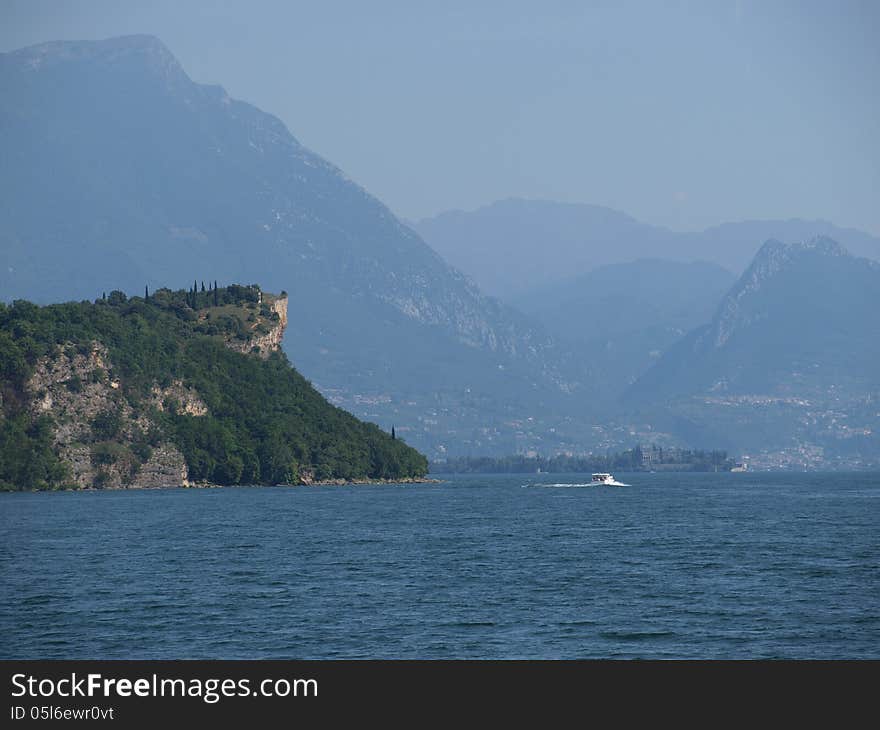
[524,481,630,488]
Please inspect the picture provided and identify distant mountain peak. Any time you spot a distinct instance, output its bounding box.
[7,34,175,67]
[709,236,851,348]
[743,236,849,289]
[753,235,847,263]
[3,34,192,96]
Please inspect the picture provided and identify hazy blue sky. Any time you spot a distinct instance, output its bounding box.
[2,0,878,234]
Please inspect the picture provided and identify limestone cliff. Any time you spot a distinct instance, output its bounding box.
[150,380,208,416]
[26,342,191,489]
[222,293,288,358]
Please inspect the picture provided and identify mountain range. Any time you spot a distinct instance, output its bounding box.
[415,198,880,298]
[0,35,597,458]
[2,35,878,466]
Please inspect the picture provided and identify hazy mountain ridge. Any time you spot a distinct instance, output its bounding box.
[416,199,679,297]
[513,259,735,342]
[0,36,566,366]
[509,259,737,395]
[0,35,596,457]
[416,199,880,298]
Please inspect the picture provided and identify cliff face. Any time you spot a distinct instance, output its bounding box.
[27,342,191,488]
[223,294,288,358]
[151,380,209,416]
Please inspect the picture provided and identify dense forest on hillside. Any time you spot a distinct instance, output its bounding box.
[0,285,427,490]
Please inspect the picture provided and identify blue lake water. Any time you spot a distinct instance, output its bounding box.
[1,472,878,659]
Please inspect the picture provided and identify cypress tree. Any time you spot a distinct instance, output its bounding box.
[201,281,206,293]
[214,281,219,306]
[391,426,396,440]
[145,285,149,302]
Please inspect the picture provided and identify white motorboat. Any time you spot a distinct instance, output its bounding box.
[591,473,628,486]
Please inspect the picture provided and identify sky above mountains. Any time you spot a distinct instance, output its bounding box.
[1,0,878,235]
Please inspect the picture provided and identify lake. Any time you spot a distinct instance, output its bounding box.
[1,472,878,658]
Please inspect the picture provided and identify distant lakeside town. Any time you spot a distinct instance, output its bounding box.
[430,445,747,474]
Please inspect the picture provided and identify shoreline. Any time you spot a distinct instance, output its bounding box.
[3,476,443,493]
